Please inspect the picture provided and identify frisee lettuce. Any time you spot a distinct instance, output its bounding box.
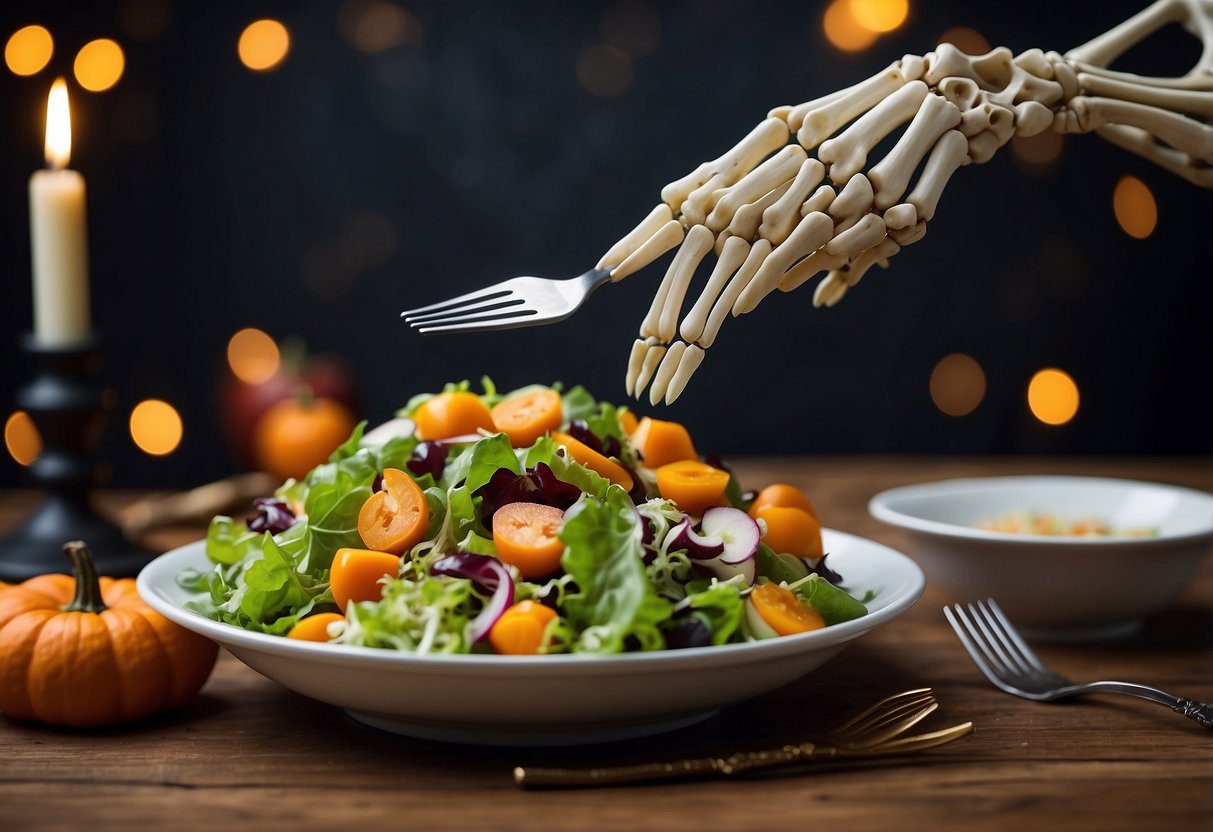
[559,487,673,653]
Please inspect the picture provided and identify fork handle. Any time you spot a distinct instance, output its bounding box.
[1085,681,1213,729]
[515,744,823,788]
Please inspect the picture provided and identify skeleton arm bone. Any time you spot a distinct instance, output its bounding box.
[596,0,1213,404]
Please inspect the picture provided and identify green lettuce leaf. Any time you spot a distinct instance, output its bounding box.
[559,487,673,653]
[328,421,368,462]
[794,574,868,625]
[683,581,744,645]
[204,515,261,566]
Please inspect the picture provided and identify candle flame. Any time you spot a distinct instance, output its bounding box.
[44,78,71,170]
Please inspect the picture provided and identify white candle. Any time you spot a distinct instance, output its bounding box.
[29,78,90,347]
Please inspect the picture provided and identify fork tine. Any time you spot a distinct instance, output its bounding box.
[965,602,1024,676]
[404,295,524,324]
[827,691,937,748]
[416,311,542,334]
[973,601,1036,676]
[412,307,538,330]
[865,721,975,754]
[984,599,1049,672]
[400,286,514,319]
[828,688,932,736]
[944,604,1011,687]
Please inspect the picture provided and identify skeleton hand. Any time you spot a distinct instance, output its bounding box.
[595,0,1213,405]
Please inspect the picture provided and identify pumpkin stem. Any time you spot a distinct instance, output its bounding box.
[63,540,108,614]
[295,384,315,409]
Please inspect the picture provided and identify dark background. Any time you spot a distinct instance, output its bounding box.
[2,0,1211,489]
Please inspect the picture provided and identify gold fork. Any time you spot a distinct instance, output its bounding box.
[514,688,973,788]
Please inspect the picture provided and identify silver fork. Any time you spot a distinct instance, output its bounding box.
[945,598,1213,729]
[401,268,613,334]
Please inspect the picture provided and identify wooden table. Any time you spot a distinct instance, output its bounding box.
[2,458,1210,832]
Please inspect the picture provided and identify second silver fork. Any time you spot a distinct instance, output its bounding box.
[945,598,1213,730]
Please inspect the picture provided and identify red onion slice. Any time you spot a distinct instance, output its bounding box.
[431,553,515,642]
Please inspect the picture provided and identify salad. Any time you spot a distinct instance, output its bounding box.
[179,380,867,655]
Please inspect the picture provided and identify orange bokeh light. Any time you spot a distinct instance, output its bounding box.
[5,24,54,76]
[74,38,125,92]
[929,353,986,417]
[227,328,282,384]
[5,411,42,466]
[823,0,877,52]
[238,19,290,71]
[1113,175,1157,239]
[1028,368,1080,426]
[130,399,184,456]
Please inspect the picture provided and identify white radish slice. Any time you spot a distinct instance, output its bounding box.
[700,507,761,564]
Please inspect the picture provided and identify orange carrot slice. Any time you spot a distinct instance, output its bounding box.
[750,582,824,635]
[629,417,697,469]
[490,388,563,447]
[287,612,345,642]
[655,460,730,516]
[618,408,639,436]
[358,468,430,554]
[489,600,558,655]
[492,502,566,580]
[753,505,823,558]
[550,431,634,491]
[329,548,401,612]
[414,392,495,440]
[749,483,818,520]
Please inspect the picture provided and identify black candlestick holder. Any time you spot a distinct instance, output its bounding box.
[0,334,148,581]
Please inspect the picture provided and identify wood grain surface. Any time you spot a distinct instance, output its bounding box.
[2,457,1210,832]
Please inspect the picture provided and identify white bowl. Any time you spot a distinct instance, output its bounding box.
[869,476,1213,641]
[137,529,923,746]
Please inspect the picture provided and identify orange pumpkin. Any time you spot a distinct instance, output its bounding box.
[0,541,218,728]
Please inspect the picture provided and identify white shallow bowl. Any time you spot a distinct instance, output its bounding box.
[870,476,1213,641]
[137,529,923,746]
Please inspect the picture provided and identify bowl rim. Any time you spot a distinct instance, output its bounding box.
[136,528,924,675]
[868,474,1213,546]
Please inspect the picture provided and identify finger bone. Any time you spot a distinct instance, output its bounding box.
[883,202,917,230]
[697,239,771,348]
[648,340,687,405]
[826,213,887,257]
[868,94,962,210]
[633,342,667,399]
[801,183,837,217]
[827,173,874,224]
[780,247,848,294]
[597,204,674,270]
[759,158,826,245]
[680,235,751,343]
[661,118,789,210]
[643,224,715,342]
[840,236,901,287]
[899,53,927,81]
[736,212,833,313]
[727,181,792,241]
[798,64,906,150]
[680,172,729,226]
[906,129,969,221]
[706,145,807,231]
[611,219,685,281]
[813,272,849,307]
[819,81,930,184]
[625,337,655,397]
[889,219,927,246]
[664,344,706,405]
